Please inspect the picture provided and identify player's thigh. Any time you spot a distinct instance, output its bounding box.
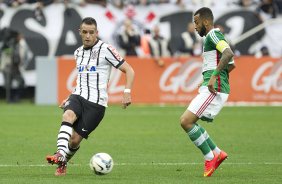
[187,89,215,118]
[73,100,105,139]
[83,103,105,132]
[64,94,83,119]
[203,92,229,118]
[180,109,199,124]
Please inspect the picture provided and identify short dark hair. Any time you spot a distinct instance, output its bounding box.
[194,7,214,22]
[81,17,97,27]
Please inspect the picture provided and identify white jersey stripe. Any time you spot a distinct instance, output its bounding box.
[95,44,102,103]
[97,43,103,66]
[105,57,116,67]
[87,47,93,100]
[107,48,119,61]
[210,31,219,44]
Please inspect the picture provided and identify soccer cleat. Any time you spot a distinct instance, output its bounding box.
[46,152,65,165]
[55,162,67,176]
[203,154,219,177]
[214,150,228,170]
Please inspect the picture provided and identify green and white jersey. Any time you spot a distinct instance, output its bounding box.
[201,28,234,94]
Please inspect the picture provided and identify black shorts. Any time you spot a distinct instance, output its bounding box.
[64,94,105,139]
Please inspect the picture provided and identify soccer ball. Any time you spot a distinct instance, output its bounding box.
[89,153,114,175]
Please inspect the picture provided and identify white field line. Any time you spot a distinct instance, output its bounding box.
[0,162,282,167]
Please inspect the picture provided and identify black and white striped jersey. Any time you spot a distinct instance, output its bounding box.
[72,40,125,107]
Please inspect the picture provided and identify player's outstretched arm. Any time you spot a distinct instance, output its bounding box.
[118,61,135,109]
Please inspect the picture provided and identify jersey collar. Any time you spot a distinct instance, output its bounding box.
[83,39,100,50]
[206,28,220,37]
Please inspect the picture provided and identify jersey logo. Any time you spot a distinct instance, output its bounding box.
[90,50,99,60]
[77,65,96,73]
[108,45,123,61]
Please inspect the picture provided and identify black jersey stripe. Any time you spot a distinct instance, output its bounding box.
[86,73,89,100]
[79,49,85,96]
[87,47,92,64]
[97,42,104,66]
[96,73,100,104]
[75,49,79,58]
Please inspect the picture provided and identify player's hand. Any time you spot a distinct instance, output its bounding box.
[122,92,132,109]
[207,76,217,95]
[59,99,68,109]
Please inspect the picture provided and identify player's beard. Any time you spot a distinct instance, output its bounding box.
[199,25,206,37]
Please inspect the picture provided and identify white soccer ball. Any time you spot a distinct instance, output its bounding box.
[89,153,114,175]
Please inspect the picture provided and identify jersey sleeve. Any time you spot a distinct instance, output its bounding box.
[210,31,231,53]
[105,44,125,68]
[74,48,79,60]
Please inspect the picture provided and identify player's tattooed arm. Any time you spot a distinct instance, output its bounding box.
[217,48,234,72]
[228,64,236,73]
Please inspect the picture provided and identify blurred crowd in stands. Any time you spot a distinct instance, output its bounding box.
[0,0,281,102]
[0,28,27,102]
[1,0,281,23]
[1,0,281,12]
[1,0,281,63]
[114,0,282,66]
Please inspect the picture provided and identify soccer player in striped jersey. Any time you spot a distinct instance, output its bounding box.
[179,7,235,177]
[46,17,135,176]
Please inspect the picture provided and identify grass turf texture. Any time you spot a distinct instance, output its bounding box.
[0,103,281,183]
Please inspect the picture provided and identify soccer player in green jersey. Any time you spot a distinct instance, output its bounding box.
[179,7,235,177]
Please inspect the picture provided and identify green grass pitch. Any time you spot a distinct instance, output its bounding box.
[0,103,281,184]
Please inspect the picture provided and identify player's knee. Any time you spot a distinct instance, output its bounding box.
[180,116,193,130]
[62,110,77,123]
[179,116,187,128]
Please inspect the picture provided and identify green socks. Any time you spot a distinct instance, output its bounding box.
[187,124,214,160]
